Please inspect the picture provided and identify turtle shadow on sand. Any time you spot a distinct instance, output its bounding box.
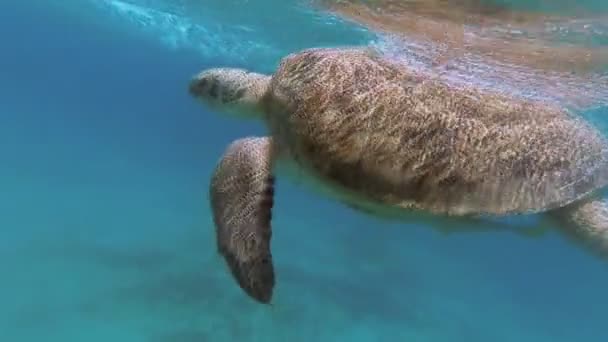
[67,241,431,339]
[274,261,429,324]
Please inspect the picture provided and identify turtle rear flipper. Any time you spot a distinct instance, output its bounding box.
[210,136,276,303]
[551,197,608,258]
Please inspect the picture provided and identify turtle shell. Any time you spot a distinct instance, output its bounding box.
[262,47,608,216]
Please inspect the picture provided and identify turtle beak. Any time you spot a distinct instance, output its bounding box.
[188,73,207,97]
[189,71,222,102]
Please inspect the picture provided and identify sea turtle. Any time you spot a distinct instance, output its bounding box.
[188,47,608,304]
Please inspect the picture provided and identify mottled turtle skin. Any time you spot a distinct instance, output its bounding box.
[189,47,608,304]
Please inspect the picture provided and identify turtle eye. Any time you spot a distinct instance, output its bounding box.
[208,79,219,98]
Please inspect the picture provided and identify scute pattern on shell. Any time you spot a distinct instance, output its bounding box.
[262,47,608,216]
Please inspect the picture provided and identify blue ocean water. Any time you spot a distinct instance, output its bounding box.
[1,1,607,341]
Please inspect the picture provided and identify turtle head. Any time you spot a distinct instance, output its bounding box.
[189,68,270,120]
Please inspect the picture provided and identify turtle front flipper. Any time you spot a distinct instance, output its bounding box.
[550,198,608,258]
[210,136,277,303]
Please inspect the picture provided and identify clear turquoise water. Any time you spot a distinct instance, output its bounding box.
[1,1,607,341]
